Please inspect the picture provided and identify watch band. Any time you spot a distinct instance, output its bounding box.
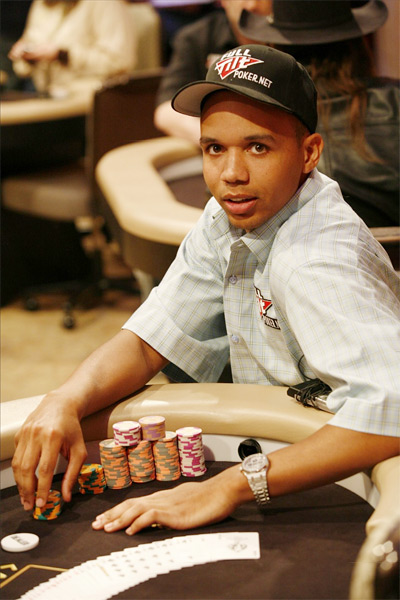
[240,454,271,508]
[249,470,271,507]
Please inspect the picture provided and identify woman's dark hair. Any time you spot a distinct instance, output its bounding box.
[274,37,382,162]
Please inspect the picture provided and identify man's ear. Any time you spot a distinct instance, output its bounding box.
[303,133,323,174]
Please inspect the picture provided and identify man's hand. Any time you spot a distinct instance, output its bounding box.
[12,394,87,511]
[92,465,252,535]
[11,332,168,513]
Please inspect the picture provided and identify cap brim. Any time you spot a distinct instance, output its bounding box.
[239,1,388,45]
[172,80,295,119]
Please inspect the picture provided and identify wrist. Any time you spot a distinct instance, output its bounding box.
[223,464,256,505]
[43,388,86,420]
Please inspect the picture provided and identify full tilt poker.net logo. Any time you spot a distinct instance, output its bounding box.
[214,48,273,89]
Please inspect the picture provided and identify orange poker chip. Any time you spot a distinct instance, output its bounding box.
[128,440,155,483]
[33,490,62,521]
[99,439,131,489]
[78,463,107,494]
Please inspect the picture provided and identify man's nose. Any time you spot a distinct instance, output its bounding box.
[222,150,249,184]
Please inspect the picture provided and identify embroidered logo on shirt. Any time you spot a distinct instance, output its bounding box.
[215,48,265,82]
[255,287,280,330]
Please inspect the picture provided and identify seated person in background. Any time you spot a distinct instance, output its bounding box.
[13,45,400,535]
[238,0,399,227]
[153,0,272,144]
[150,0,217,66]
[8,0,137,96]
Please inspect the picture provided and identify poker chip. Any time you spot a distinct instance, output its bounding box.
[1,532,39,553]
[33,490,62,520]
[78,463,107,494]
[176,427,207,477]
[127,440,156,483]
[139,415,166,441]
[153,431,181,481]
[99,439,132,489]
[112,421,141,447]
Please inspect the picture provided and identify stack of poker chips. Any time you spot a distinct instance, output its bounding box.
[176,427,207,477]
[127,440,156,483]
[99,439,132,489]
[112,421,141,446]
[78,463,107,494]
[153,431,181,482]
[33,490,62,521]
[139,416,166,441]
[99,416,206,488]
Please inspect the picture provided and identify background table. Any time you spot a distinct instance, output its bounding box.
[1,86,92,176]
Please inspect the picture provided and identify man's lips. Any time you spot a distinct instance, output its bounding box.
[222,197,257,216]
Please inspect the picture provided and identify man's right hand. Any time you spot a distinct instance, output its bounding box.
[12,394,87,511]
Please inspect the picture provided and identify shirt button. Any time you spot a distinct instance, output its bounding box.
[231,335,240,344]
[229,275,238,284]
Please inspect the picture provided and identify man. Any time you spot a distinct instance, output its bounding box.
[153,0,271,143]
[13,46,399,535]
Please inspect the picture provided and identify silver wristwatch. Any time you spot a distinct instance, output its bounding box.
[240,453,271,508]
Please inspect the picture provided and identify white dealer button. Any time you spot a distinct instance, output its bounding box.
[1,533,39,553]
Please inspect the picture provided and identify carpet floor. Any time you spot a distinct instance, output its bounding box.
[1,242,168,403]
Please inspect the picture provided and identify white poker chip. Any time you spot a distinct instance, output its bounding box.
[1,533,39,553]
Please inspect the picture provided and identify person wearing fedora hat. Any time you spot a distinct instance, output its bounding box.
[12,45,399,538]
[153,0,272,144]
[238,0,399,228]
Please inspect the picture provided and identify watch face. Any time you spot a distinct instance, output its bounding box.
[243,453,268,472]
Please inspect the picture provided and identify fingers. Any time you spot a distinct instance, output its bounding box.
[12,423,60,510]
[92,500,141,533]
[12,407,86,510]
[92,498,170,536]
[61,438,87,503]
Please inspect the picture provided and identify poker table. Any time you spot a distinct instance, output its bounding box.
[95,137,204,298]
[1,384,399,599]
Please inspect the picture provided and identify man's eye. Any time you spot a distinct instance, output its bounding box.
[207,144,222,155]
[250,143,267,154]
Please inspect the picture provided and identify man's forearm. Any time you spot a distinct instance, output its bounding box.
[267,424,400,497]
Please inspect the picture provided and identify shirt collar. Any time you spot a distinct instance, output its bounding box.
[208,170,322,261]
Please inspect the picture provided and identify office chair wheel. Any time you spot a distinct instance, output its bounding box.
[24,297,40,311]
[62,314,76,329]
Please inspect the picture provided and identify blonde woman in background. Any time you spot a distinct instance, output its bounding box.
[8,0,137,96]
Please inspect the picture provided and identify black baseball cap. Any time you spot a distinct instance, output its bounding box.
[172,45,318,133]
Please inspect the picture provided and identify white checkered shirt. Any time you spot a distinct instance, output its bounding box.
[124,170,400,436]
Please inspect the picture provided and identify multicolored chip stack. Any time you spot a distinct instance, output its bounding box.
[98,416,207,488]
[112,421,141,446]
[176,427,207,477]
[127,440,156,483]
[78,463,107,494]
[33,490,62,521]
[99,439,132,489]
[139,416,166,441]
[153,431,181,482]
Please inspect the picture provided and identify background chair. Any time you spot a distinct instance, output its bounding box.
[1,69,165,327]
